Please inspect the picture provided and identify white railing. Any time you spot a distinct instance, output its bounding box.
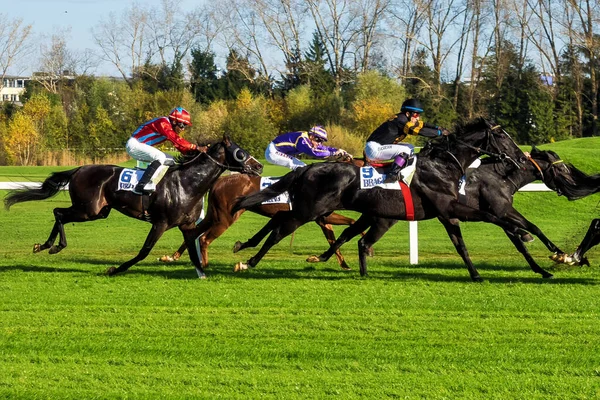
[1,181,552,264]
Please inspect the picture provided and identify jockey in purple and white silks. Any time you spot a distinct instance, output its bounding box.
[265,126,350,170]
[365,98,450,183]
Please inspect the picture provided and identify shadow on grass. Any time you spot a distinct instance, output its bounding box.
[4,256,597,285]
[95,259,600,285]
[0,264,90,274]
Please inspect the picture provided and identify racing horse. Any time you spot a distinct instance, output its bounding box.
[231,118,528,281]
[311,147,592,279]
[4,135,263,278]
[158,156,370,270]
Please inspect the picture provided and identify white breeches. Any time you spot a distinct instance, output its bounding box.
[264,142,306,170]
[126,137,174,165]
[364,141,415,162]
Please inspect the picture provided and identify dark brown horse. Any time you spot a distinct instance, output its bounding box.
[159,157,369,270]
[4,136,263,278]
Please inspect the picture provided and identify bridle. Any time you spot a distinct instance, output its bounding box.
[442,124,524,175]
[179,142,260,174]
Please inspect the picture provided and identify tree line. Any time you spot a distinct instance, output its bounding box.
[0,0,599,166]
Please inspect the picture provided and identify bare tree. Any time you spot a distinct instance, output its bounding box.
[211,0,277,91]
[422,0,469,101]
[386,0,425,81]
[0,14,33,91]
[565,0,599,136]
[523,0,563,84]
[352,0,391,72]
[34,29,78,94]
[91,3,149,85]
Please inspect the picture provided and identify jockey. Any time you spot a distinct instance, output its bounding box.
[264,125,350,170]
[126,107,200,194]
[365,98,450,183]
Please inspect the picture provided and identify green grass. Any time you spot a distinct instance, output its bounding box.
[1,145,600,398]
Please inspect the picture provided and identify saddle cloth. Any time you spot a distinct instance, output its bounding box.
[260,177,291,206]
[117,165,169,193]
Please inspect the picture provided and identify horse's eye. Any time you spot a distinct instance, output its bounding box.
[233,148,247,162]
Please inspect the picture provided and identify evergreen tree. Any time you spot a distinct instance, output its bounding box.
[221,50,256,100]
[302,31,335,96]
[189,48,221,104]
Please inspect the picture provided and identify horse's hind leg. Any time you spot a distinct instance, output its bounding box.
[357,219,398,277]
[35,206,110,254]
[438,218,483,282]
[106,223,166,276]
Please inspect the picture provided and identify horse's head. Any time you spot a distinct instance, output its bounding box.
[216,135,263,176]
[529,147,598,200]
[453,118,526,169]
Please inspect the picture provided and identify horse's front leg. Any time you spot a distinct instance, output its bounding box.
[106,223,167,276]
[356,219,396,277]
[315,215,374,263]
[180,226,206,278]
[245,215,307,269]
[569,219,600,265]
[233,215,280,253]
[438,217,482,282]
[504,230,553,278]
[504,208,562,254]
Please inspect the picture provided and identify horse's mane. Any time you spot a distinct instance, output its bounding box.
[453,117,491,136]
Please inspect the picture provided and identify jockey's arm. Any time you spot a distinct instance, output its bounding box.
[157,119,198,153]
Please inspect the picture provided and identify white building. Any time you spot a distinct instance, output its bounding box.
[1,75,29,104]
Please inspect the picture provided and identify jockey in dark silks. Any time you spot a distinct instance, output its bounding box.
[365,98,449,183]
[264,125,350,170]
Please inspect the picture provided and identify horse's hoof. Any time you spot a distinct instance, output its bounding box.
[306,255,320,263]
[195,267,206,279]
[232,241,243,253]
[105,267,118,276]
[33,244,42,253]
[543,273,554,279]
[550,252,569,263]
[340,264,352,271]
[367,247,374,257]
[580,257,590,267]
[48,245,62,255]
[158,255,175,263]
[233,262,248,272]
[472,276,484,283]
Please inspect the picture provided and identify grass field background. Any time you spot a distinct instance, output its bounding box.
[1,138,600,398]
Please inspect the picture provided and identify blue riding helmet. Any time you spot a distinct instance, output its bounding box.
[400,98,424,114]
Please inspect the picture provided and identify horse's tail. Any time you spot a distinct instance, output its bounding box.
[232,167,306,214]
[4,168,80,210]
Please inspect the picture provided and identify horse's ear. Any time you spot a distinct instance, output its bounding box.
[531,145,539,153]
[222,134,232,146]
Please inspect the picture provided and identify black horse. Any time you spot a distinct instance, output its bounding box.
[231,118,528,281]
[4,135,263,278]
[311,147,591,279]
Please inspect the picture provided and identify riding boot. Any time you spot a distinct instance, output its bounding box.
[134,160,161,195]
[384,154,407,183]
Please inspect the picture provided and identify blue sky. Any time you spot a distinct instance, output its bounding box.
[6,0,195,76]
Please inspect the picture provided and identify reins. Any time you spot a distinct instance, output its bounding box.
[179,144,249,173]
